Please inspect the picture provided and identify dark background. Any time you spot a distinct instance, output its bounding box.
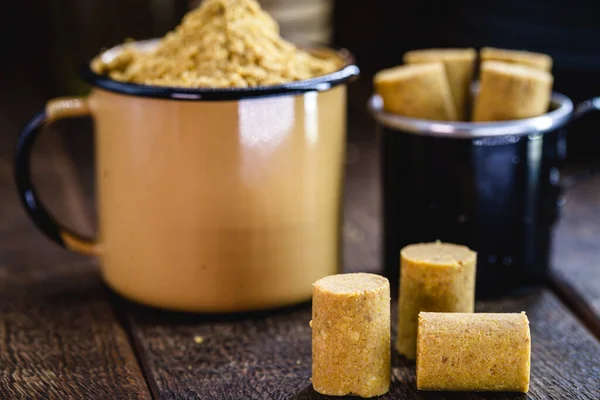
[3,0,600,162]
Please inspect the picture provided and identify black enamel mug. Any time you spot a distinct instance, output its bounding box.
[369,91,599,298]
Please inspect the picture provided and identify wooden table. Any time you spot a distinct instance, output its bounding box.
[1,81,599,399]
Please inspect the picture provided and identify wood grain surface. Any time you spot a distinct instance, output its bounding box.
[551,173,600,338]
[0,81,151,399]
[120,290,600,400]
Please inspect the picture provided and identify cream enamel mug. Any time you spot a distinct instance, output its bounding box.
[15,40,359,312]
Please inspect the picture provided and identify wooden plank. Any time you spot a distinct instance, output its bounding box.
[121,290,600,399]
[0,82,150,398]
[551,173,600,338]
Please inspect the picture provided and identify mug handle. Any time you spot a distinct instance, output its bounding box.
[572,96,600,121]
[14,97,100,256]
[560,96,600,189]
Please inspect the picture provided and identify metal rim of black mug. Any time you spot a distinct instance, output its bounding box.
[368,91,584,138]
[81,39,360,101]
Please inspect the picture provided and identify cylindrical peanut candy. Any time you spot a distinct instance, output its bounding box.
[397,242,476,360]
[417,312,531,392]
[373,63,458,121]
[481,47,553,71]
[311,273,390,398]
[404,48,476,120]
[472,61,553,122]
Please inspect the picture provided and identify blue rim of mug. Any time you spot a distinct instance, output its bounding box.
[81,39,360,101]
[369,90,574,138]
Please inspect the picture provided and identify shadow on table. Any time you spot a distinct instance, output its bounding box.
[109,289,313,325]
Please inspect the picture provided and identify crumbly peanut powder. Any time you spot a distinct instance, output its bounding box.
[91,0,341,88]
